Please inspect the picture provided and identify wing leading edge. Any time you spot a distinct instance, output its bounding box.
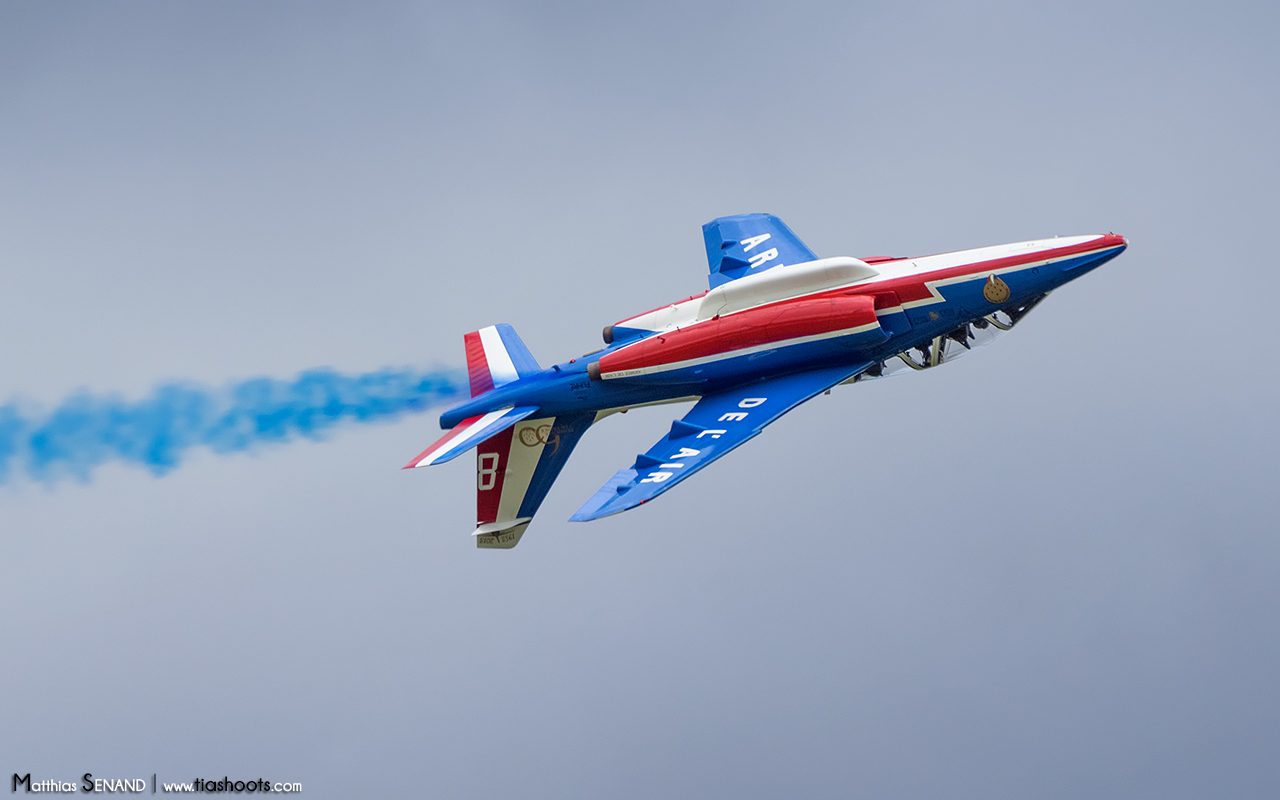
[569,362,872,522]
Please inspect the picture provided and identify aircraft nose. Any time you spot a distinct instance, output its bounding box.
[1085,232,1128,259]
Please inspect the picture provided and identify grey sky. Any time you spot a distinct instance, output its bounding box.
[2,1,1278,797]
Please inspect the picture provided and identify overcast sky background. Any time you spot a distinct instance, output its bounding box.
[2,1,1278,797]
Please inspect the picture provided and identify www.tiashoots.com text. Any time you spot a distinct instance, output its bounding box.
[11,774,302,793]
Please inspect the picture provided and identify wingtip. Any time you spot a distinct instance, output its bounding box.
[568,501,608,523]
[569,495,639,522]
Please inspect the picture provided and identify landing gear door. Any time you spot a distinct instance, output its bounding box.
[897,292,1052,371]
[849,292,1049,385]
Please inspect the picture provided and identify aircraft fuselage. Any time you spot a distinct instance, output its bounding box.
[440,233,1126,430]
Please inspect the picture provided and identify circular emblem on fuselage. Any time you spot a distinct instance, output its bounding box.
[518,424,556,448]
[983,274,1011,304]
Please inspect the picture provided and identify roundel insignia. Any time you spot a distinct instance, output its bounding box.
[983,274,1011,304]
[518,426,540,447]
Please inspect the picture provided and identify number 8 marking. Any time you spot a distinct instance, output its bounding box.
[478,453,499,490]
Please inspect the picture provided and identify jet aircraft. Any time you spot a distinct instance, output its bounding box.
[407,214,1127,548]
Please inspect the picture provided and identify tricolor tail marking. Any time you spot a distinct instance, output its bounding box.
[403,406,540,468]
[464,324,541,397]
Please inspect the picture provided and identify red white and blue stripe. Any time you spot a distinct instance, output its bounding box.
[464,324,541,397]
[403,406,540,468]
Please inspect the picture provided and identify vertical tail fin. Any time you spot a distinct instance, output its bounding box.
[473,412,595,549]
[465,324,541,397]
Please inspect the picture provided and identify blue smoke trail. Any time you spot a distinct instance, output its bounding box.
[0,366,466,485]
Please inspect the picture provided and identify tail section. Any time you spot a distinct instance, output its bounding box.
[410,324,587,548]
[465,324,540,397]
[472,412,595,549]
[409,323,543,467]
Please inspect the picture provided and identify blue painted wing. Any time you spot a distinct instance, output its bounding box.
[703,213,819,288]
[569,362,871,521]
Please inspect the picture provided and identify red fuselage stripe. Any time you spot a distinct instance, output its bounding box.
[846,235,1125,305]
[600,295,879,374]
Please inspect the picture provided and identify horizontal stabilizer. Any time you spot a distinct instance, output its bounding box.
[404,406,540,468]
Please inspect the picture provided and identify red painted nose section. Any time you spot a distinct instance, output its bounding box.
[1095,233,1126,250]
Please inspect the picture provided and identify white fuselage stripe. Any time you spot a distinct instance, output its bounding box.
[900,243,1123,309]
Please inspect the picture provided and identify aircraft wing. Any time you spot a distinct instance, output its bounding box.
[569,362,872,522]
[703,213,820,288]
